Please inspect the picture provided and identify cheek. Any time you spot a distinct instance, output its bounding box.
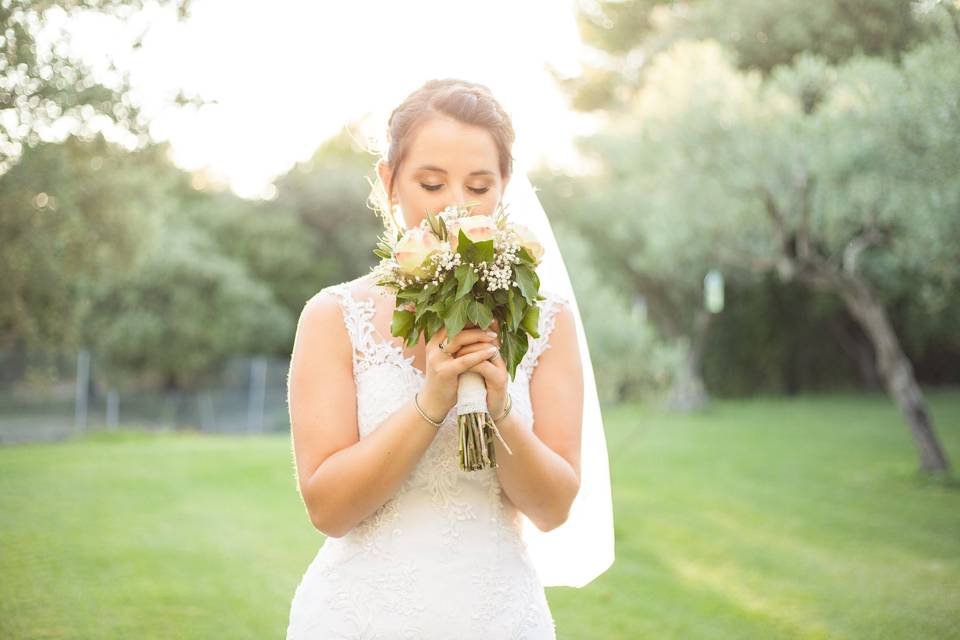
[399,191,433,228]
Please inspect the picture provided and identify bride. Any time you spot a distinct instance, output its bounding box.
[285,78,614,639]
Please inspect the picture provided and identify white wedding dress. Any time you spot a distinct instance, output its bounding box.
[285,276,570,639]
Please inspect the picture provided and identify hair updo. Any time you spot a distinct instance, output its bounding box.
[368,78,516,220]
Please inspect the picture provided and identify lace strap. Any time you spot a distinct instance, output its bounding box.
[322,281,406,378]
[323,283,376,369]
[520,290,571,379]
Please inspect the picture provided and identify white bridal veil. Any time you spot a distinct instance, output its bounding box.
[501,171,615,589]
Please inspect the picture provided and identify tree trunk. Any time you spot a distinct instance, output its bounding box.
[665,308,712,412]
[735,184,948,473]
[803,268,950,473]
[829,314,882,391]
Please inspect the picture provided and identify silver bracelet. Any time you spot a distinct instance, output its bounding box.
[492,393,512,423]
[414,393,444,428]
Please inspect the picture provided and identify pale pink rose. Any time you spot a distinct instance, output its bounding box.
[511,223,544,263]
[458,214,498,243]
[393,227,441,278]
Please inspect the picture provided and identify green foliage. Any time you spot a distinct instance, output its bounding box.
[86,225,292,390]
[177,192,324,326]
[0,134,172,351]
[538,203,684,404]
[583,37,960,308]
[701,274,866,396]
[689,0,936,73]
[0,0,199,174]
[553,35,960,397]
[269,125,386,285]
[559,0,946,113]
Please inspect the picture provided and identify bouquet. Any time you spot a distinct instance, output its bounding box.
[370,199,546,471]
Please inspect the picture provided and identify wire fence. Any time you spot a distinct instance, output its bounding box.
[0,347,291,445]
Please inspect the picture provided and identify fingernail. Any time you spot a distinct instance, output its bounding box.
[487,331,497,337]
[487,346,498,352]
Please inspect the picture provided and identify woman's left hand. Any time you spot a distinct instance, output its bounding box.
[455,319,509,418]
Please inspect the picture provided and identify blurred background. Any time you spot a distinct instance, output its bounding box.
[1,1,959,638]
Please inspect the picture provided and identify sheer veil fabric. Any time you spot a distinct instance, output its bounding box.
[499,171,616,588]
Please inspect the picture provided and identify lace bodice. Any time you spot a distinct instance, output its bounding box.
[285,276,570,639]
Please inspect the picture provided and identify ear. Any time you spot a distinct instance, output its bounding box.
[377,160,394,202]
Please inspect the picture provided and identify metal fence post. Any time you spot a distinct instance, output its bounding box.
[74,349,90,433]
[106,388,119,430]
[247,356,267,434]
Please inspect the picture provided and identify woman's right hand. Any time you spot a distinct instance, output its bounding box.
[419,324,501,419]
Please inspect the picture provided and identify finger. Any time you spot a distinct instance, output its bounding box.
[452,345,501,374]
[428,325,447,346]
[467,360,494,376]
[445,327,498,353]
[467,359,507,384]
[453,339,500,356]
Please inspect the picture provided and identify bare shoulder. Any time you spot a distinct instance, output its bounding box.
[299,274,370,325]
[297,286,346,344]
[288,283,360,493]
[290,285,356,397]
[528,290,583,482]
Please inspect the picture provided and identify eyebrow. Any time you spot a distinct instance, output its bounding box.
[415,164,496,177]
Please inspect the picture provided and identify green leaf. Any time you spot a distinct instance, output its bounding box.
[391,309,414,339]
[454,262,478,300]
[405,316,420,347]
[516,245,535,265]
[397,290,419,301]
[507,287,524,332]
[440,275,458,297]
[443,295,470,338]
[466,297,495,330]
[415,301,429,323]
[514,265,540,305]
[456,228,475,259]
[501,326,529,381]
[521,304,540,339]
[473,238,495,264]
[424,311,444,341]
[475,300,494,329]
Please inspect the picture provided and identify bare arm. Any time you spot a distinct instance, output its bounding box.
[491,302,583,531]
[287,290,499,538]
[287,292,449,538]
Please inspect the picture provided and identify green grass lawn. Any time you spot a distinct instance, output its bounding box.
[2,389,959,639]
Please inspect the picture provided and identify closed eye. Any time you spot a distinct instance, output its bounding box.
[420,183,489,194]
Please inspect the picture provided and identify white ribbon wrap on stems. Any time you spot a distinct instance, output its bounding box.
[456,371,513,455]
[455,371,488,415]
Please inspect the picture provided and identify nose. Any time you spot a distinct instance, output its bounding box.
[451,189,487,215]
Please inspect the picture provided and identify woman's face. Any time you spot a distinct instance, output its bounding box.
[378,115,510,230]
